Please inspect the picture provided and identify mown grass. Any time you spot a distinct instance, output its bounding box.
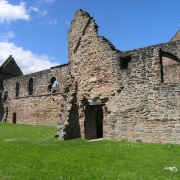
[0,122,180,180]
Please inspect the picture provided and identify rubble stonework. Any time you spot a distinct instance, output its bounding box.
[0,9,180,144]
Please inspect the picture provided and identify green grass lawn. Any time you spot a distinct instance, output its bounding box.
[0,122,180,180]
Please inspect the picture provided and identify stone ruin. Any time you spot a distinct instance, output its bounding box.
[0,9,180,144]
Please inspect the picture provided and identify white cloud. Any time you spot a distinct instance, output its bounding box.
[29,7,39,13]
[0,31,15,41]
[45,0,55,3]
[29,6,48,17]
[40,10,48,16]
[41,17,58,26]
[0,42,58,74]
[0,0,30,24]
[36,0,55,4]
[48,18,58,25]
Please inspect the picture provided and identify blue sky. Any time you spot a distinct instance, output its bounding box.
[0,0,180,74]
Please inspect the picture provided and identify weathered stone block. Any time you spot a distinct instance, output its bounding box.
[175,126,180,133]
[164,128,173,134]
[134,124,144,132]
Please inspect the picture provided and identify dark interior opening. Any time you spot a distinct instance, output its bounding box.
[28,78,33,95]
[50,77,56,84]
[84,105,103,140]
[95,106,103,138]
[120,56,131,69]
[13,113,16,124]
[16,81,19,97]
[4,91,8,101]
[48,77,58,92]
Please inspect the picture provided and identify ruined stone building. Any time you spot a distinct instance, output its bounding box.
[0,9,180,144]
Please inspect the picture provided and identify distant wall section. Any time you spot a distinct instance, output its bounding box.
[2,64,69,126]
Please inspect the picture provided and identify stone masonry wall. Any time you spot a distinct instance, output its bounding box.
[111,41,180,144]
[67,9,121,139]
[63,9,180,144]
[1,9,180,144]
[0,55,23,122]
[2,64,69,126]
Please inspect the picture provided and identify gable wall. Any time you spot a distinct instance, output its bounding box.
[67,10,121,139]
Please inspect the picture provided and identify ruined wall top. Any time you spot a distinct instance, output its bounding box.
[68,9,99,62]
[69,9,93,31]
[73,9,91,22]
[170,30,180,42]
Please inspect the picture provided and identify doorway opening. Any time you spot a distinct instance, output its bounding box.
[84,105,103,140]
[13,113,16,124]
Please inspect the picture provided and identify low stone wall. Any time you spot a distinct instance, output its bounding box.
[6,93,63,125]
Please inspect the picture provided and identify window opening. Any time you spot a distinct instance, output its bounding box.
[120,56,131,69]
[13,113,16,124]
[16,81,19,97]
[28,78,34,95]
[52,80,59,87]
[48,77,59,92]
[159,49,180,83]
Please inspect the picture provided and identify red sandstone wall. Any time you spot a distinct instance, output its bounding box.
[66,9,180,143]
[67,10,121,139]
[112,42,180,144]
[2,65,68,126]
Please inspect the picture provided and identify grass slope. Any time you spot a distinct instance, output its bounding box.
[0,122,180,180]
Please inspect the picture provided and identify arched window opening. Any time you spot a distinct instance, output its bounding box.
[16,81,19,97]
[28,78,34,95]
[50,77,56,85]
[48,77,59,93]
[52,80,59,87]
[159,49,180,83]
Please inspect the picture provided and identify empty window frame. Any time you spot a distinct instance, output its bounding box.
[159,49,180,83]
[48,77,59,92]
[28,78,34,95]
[120,56,131,69]
[16,81,19,97]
